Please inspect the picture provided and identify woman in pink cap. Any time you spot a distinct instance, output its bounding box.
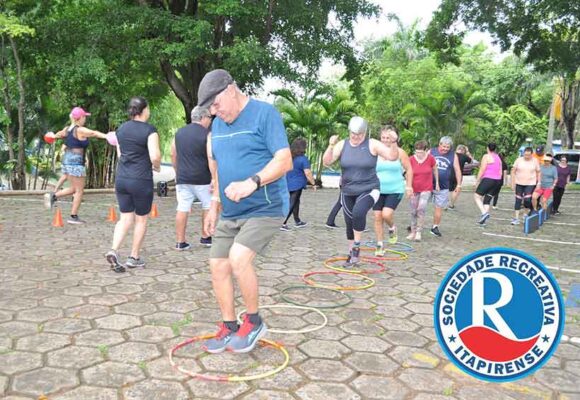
[44,106,111,224]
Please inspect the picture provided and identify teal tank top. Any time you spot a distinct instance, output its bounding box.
[376,158,405,194]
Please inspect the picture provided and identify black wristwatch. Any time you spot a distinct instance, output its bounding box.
[250,174,261,189]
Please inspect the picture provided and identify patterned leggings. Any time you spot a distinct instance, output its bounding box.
[409,192,431,233]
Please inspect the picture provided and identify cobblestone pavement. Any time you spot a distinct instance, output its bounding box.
[0,188,579,400]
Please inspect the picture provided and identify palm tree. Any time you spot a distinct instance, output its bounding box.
[273,87,356,185]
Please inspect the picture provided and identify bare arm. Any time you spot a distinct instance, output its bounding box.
[170,139,177,172]
[323,136,344,166]
[453,153,463,188]
[304,168,316,186]
[477,154,489,181]
[400,149,413,196]
[433,162,440,190]
[370,139,398,161]
[77,126,107,140]
[224,147,293,203]
[147,132,161,172]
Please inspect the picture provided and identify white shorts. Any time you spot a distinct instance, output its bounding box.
[176,184,211,212]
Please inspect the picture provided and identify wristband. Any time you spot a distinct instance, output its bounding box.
[250,174,261,189]
[211,196,221,203]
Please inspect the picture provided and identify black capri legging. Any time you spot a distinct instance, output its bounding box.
[514,184,535,211]
[341,189,380,240]
[476,178,502,205]
[115,177,154,216]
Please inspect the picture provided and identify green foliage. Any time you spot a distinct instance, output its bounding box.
[484,105,548,165]
[424,0,579,79]
[273,86,356,182]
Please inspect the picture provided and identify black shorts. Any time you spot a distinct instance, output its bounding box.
[449,176,457,192]
[115,177,154,216]
[476,178,502,197]
[372,193,403,211]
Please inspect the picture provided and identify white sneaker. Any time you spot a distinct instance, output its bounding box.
[414,232,422,241]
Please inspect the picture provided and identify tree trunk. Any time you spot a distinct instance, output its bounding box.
[0,36,15,181]
[546,96,556,154]
[8,36,26,190]
[561,79,580,150]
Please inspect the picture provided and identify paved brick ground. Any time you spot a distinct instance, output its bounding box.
[0,188,579,399]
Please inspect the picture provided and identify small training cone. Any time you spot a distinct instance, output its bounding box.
[52,207,64,227]
[150,203,159,218]
[106,205,117,222]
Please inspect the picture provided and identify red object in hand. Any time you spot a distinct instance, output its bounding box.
[44,132,56,144]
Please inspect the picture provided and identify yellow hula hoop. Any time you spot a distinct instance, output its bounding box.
[237,304,328,334]
[169,335,289,382]
[302,270,376,291]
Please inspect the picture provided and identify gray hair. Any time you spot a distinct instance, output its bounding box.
[191,106,211,122]
[439,136,453,147]
[348,116,368,135]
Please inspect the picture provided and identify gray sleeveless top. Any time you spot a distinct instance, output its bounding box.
[340,136,379,195]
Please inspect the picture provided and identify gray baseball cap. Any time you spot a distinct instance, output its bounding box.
[197,69,234,108]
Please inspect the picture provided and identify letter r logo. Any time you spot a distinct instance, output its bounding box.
[472,272,517,340]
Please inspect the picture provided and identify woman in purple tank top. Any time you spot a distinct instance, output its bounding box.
[474,143,503,225]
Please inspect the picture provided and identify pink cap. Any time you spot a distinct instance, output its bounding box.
[70,106,91,120]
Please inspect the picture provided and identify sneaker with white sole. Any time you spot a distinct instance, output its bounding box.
[414,232,422,241]
[280,224,291,232]
[175,242,191,251]
[295,221,308,228]
[105,250,126,273]
[227,315,267,353]
[67,215,86,224]
[342,247,360,268]
[430,226,442,237]
[374,243,385,257]
[125,256,145,268]
[203,323,235,354]
[510,218,520,225]
[478,212,491,225]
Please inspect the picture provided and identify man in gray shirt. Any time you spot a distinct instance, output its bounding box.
[532,154,558,213]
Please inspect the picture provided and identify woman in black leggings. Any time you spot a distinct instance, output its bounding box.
[322,116,399,267]
[281,138,316,231]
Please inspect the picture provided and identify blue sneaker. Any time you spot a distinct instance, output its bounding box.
[203,323,235,354]
[227,314,267,353]
[478,212,491,225]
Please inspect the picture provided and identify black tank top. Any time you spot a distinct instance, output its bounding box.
[340,136,379,195]
[175,123,211,185]
[116,120,157,181]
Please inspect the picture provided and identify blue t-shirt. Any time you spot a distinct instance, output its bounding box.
[540,165,558,188]
[211,98,290,219]
[286,155,311,191]
[431,147,455,190]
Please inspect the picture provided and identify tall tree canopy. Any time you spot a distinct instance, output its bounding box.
[424,0,580,148]
[128,0,378,121]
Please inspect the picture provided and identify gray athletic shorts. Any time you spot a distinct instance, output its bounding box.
[210,217,281,259]
[432,189,450,208]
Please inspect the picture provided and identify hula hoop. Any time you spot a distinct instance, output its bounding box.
[302,270,375,291]
[363,240,414,252]
[169,335,289,382]
[323,256,386,274]
[237,304,328,334]
[388,242,414,252]
[359,247,408,261]
[279,285,353,309]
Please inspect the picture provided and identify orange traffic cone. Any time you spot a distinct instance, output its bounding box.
[150,203,159,218]
[52,207,64,227]
[106,205,117,222]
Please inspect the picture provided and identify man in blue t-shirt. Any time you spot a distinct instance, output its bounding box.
[197,69,292,354]
[429,136,462,237]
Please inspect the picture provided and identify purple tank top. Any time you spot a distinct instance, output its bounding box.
[482,152,502,180]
